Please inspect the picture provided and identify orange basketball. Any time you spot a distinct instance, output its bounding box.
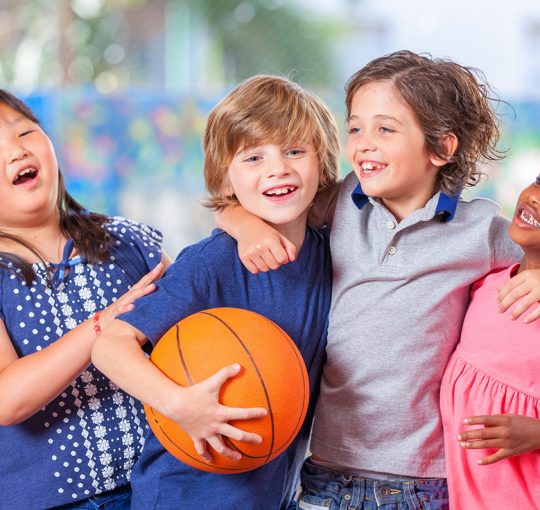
[143,307,309,474]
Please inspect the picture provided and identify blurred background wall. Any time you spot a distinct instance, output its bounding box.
[1,0,539,255]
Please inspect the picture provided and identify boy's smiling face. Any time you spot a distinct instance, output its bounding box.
[347,80,446,221]
[225,142,320,238]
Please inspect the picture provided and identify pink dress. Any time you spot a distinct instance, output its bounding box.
[441,265,540,509]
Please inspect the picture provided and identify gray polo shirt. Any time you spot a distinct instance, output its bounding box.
[310,171,522,479]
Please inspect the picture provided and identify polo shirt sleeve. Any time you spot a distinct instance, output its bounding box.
[117,244,210,345]
[489,213,523,269]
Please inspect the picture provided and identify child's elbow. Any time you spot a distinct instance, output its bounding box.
[0,400,30,426]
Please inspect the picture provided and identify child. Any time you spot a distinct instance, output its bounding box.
[440,176,540,508]
[218,51,540,508]
[91,74,340,510]
[0,90,170,509]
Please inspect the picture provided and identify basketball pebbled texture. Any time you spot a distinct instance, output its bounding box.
[143,307,310,474]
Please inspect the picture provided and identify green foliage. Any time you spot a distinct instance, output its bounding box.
[180,0,336,85]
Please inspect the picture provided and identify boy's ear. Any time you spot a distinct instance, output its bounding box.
[430,133,458,167]
[221,173,234,197]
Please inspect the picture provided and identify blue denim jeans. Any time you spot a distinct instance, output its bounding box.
[294,458,449,510]
[52,485,131,510]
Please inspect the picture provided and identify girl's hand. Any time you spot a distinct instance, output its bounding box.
[99,262,163,329]
[168,364,267,462]
[497,268,540,323]
[458,414,540,465]
[238,227,296,274]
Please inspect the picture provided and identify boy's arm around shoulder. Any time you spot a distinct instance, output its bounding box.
[215,181,341,274]
[215,205,297,273]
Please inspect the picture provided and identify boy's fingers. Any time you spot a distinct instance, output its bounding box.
[218,423,263,444]
[207,436,241,460]
[224,406,267,421]
[252,255,270,273]
[242,258,261,275]
[207,364,242,390]
[281,237,297,262]
[263,251,284,270]
[269,245,290,266]
[193,438,212,462]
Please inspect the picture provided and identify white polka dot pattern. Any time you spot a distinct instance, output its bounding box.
[0,217,163,509]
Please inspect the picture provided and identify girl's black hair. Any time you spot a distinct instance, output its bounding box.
[0,89,113,284]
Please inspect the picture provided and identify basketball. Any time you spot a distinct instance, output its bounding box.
[143,307,309,474]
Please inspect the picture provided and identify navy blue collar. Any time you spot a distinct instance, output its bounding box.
[351,182,459,222]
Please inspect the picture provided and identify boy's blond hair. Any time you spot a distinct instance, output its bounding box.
[203,75,340,210]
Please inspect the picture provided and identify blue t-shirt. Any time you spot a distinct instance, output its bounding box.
[0,217,162,510]
[119,227,331,510]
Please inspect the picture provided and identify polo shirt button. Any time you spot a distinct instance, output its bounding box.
[386,220,396,229]
[388,246,397,255]
[344,494,351,501]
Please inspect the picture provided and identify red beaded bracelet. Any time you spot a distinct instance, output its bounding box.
[93,311,102,335]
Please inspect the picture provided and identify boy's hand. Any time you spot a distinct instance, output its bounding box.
[215,205,296,274]
[497,268,540,323]
[239,228,296,274]
[458,414,540,465]
[169,364,267,462]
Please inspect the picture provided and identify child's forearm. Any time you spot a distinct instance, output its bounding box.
[0,317,99,426]
[92,319,268,461]
[215,205,265,240]
[0,265,161,426]
[91,320,180,416]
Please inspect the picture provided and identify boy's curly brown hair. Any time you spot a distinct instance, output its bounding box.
[345,50,503,197]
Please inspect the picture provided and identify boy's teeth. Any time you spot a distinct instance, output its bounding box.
[266,186,295,196]
[520,209,540,228]
[361,162,385,171]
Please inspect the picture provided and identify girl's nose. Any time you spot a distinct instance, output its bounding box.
[4,143,28,165]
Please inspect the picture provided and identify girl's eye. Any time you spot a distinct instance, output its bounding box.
[19,130,34,137]
[348,127,360,135]
[243,155,261,163]
[379,127,395,134]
